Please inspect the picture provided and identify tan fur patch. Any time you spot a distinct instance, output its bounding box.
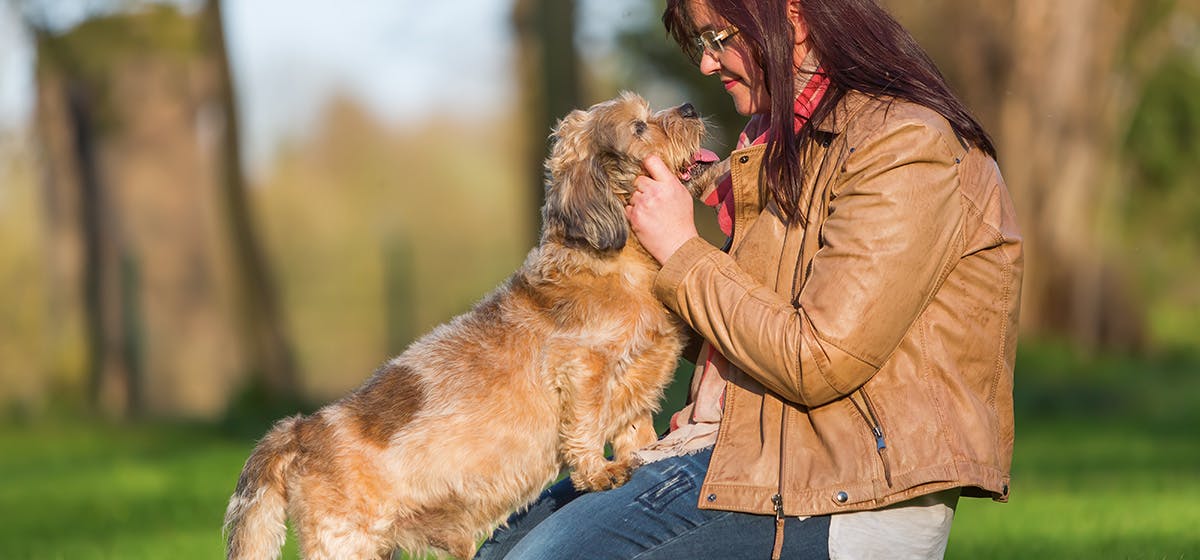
[345,363,425,447]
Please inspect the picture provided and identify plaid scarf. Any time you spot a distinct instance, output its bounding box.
[702,68,830,237]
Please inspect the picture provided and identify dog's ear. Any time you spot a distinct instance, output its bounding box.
[543,111,629,252]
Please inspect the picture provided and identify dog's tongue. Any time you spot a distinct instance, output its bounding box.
[681,149,720,182]
[693,148,719,164]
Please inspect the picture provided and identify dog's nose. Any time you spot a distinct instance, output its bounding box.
[678,103,698,119]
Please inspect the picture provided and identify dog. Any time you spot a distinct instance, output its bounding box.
[223,92,723,560]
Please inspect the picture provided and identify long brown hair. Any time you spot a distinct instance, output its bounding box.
[663,0,995,222]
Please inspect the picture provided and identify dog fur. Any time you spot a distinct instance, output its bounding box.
[223,92,721,560]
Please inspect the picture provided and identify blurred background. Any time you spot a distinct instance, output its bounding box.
[0,0,1196,558]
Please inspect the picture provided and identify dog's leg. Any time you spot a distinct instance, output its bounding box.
[298,527,383,560]
[685,157,730,199]
[555,353,636,491]
[295,502,386,560]
[611,412,657,463]
[603,336,685,465]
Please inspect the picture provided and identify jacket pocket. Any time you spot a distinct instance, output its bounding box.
[850,388,894,488]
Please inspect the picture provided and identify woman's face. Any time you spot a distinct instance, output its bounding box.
[688,1,770,116]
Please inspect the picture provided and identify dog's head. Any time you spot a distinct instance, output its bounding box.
[542,92,717,253]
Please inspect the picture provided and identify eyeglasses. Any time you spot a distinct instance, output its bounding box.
[687,25,739,65]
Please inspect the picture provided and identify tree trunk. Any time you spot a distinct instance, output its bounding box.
[512,0,582,246]
[201,0,302,401]
[31,6,250,418]
[66,79,140,418]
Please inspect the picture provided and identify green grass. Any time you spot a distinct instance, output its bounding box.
[0,421,299,559]
[949,420,1200,558]
[1,344,1197,559]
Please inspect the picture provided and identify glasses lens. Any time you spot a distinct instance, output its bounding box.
[686,27,735,65]
[687,35,707,64]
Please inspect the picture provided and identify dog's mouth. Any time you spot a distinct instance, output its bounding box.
[679,148,720,183]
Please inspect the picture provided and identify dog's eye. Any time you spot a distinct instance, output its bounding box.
[633,121,647,136]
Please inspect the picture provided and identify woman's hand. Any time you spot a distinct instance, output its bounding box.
[625,154,701,264]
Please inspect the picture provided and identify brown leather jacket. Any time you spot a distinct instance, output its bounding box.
[653,92,1022,517]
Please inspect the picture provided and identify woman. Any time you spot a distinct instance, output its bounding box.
[477,0,1021,557]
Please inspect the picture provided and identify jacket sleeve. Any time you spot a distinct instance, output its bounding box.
[652,119,964,407]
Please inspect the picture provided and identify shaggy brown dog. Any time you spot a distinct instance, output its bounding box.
[223,92,721,560]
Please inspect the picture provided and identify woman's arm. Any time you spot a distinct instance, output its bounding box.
[649,118,965,407]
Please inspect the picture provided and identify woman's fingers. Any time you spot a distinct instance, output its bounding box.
[626,154,699,264]
[641,154,676,183]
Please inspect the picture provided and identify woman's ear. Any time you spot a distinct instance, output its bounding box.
[787,0,808,46]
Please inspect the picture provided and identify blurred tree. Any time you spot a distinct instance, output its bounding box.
[201,0,301,403]
[22,3,279,418]
[512,0,582,246]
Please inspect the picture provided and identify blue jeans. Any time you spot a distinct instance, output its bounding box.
[475,448,830,559]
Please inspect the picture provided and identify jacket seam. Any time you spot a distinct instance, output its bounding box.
[702,461,1003,514]
[963,197,1009,410]
[991,248,1013,412]
[953,191,1013,456]
[919,317,959,468]
[801,327,837,402]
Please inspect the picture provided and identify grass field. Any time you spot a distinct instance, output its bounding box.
[1,344,1197,559]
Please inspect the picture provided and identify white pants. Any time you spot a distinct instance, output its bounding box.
[828,488,961,559]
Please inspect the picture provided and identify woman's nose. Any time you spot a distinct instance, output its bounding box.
[698,52,721,75]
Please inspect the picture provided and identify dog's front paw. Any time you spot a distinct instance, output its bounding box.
[571,459,634,491]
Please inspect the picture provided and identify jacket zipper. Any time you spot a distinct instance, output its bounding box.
[771,407,788,560]
[850,389,893,488]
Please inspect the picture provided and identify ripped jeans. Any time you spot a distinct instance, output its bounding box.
[474,448,831,560]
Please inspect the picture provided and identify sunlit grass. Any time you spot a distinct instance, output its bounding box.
[0,421,276,559]
[949,422,1200,558]
[1,345,1197,559]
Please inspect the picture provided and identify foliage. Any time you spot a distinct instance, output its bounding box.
[0,147,58,418]
[33,5,205,135]
[1121,41,1200,350]
[252,98,532,400]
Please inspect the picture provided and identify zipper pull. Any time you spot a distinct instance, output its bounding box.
[872,426,894,488]
[770,493,786,560]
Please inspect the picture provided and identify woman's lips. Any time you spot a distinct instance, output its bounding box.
[723,79,738,91]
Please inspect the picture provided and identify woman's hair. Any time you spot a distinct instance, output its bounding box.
[663,0,996,222]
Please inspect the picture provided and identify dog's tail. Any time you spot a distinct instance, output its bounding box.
[223,415,302,560]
